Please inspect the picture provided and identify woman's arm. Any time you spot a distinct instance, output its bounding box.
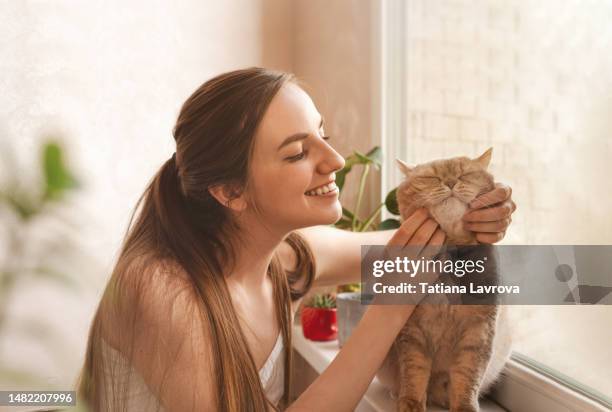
[288,210,445,411]
[292,182,516,288]
[292,225,396,287]
[289,304,415,411]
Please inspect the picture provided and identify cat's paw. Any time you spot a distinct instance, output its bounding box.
[396,398,426,412]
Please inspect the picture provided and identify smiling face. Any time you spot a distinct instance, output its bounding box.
[245,82,345,234]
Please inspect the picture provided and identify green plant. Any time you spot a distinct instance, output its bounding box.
[307,293,337,309]
[333,146,402,292]
[334,146,401,232]
[0,139,82,385]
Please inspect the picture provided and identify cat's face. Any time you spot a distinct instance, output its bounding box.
[396,148,495,208]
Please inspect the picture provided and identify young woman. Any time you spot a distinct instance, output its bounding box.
[77,67,515,412]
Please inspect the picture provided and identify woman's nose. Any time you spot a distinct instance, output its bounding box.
[318,145,346,174]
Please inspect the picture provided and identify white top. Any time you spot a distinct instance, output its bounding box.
[100,333,285,410]
[258,332,285,405]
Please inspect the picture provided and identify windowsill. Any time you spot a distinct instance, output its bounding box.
[491,355,610,412]
[291,324,506,412]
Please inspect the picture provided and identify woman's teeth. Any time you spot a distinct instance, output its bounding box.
[305,182,338,196]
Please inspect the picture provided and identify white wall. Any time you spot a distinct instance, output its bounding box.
[0,0,284,389]
[0,0,379,392]
[292,0,381,223]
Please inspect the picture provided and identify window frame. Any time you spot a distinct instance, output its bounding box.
[492,354,610,411]
[372,1,611,410]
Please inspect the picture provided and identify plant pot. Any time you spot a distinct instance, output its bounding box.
[336,292,369,348]
[301,306,338,341]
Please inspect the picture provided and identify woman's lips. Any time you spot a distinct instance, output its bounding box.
[304,181,338,196]
[305,187,339,197]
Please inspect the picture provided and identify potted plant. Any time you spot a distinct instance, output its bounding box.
[334,147,401,290]
[333,146,402,346]
[301,293,338,342]
[0,140,85,386]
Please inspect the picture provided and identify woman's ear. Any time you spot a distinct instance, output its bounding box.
[208,184,247,212]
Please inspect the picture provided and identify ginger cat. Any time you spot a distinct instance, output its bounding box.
[377,148,512,412]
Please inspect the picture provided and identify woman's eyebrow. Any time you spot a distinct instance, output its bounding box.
[277,133,309,151]
[276,117,325,152]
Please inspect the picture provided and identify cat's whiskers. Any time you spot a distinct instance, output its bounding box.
[453,188,478,204]
[425,191,454,206]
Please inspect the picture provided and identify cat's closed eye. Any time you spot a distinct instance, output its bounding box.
[460,172,481,179]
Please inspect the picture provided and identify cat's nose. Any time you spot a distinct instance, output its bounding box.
[446,179,457,189]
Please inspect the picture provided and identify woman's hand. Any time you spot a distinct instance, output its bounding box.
[387,207,446,250]
[462,182,516,243]
[375,208,446,312]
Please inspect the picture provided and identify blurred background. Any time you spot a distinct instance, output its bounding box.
[0,0,610,409]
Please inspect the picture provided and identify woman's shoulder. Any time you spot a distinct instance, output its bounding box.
[120,255,194,293]
[100,255,218,410]
[101,255,205,344]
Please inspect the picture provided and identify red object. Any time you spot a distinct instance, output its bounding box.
[301,306,338,341]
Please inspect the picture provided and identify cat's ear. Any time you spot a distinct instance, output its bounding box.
[395,158,414,175]
[474,147,493,170]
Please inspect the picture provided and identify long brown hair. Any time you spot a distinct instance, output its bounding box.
[77,67,316,411]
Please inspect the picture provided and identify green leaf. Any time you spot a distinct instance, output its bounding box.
[334,219,353,230]
[335,167,349,192]
[342,207,355,220]
[43,142,80,201]
[336,147,382,191]
[354,146,382,168]
[335,153,360,192]
[364,146,382,168]
[308,293,336,308]
[335,146,383,225]
[385,188,399,215]
[378,218,401,230]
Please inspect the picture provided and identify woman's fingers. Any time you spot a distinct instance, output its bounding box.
[407,218,439,246]
[463,181,516,244]
[429,228,446,245]
[464,217,512,233]
[386,208,430,247]
[463,202,514,222]
[468,182,512,209]
[420,228,446,259]
[405,216,440,258]
[475,231,505,244]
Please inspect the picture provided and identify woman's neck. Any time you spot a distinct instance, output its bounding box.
[224,219,289,293]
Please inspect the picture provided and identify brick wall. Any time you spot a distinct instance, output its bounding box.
[400,0,612,244]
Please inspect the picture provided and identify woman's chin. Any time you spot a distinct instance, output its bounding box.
[319,205,343,225]
[299,205,342,227]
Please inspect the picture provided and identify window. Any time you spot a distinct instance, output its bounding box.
[376,0,612,410]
